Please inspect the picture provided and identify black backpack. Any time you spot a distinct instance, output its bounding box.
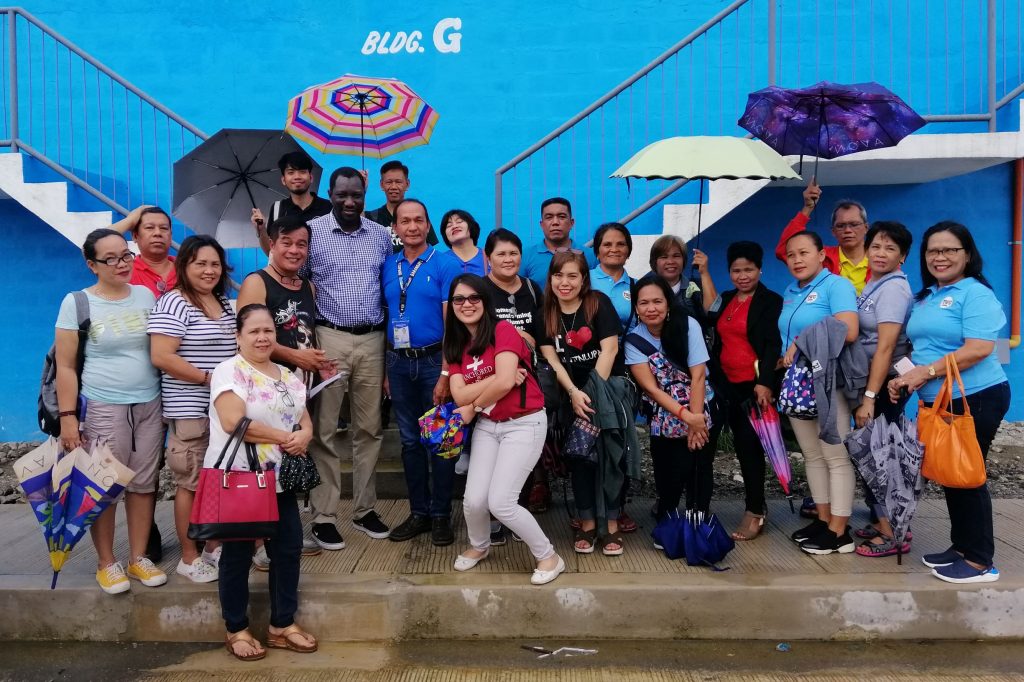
[38,291,90,436]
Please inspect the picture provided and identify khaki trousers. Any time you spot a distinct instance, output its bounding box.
[309,326,384,522]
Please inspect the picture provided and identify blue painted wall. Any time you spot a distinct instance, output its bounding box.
[1,1,1022,437]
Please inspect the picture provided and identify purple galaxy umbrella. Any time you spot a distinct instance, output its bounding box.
[745,400,794,511]
[737,81,926,177]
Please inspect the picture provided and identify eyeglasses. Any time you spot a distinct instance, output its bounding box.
[925,247,965,259]
[832,221,865,231]
[452,294,483,306]
[94,253,136,267]
[273,380,295,408]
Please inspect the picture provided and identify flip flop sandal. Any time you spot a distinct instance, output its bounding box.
[601,533,625,556]
[573,527,597,554]
[225,630,266,661]
[267,623,318,653]
[855,525,913,541]
[617,512,639,534]
[854,537,911,558]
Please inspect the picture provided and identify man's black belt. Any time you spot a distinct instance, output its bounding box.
[388,342,442,359]
[316,320,385,335]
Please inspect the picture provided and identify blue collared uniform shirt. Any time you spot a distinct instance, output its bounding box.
[779,269,857,350]
[441,248,488,276]
[590,267,634,327]
[906,277,1007,401]
[382,246,461,348]
[521,238,598,286]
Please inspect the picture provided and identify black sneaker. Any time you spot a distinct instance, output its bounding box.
[800,527,856,555]
[490,524,507,546]
[312,523,346,551]
[146,521,163,563]
[389,514,431,542]
[432,517,455,546]
[352,510,390,539]
[791,519,828,544]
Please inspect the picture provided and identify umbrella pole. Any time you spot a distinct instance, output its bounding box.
[51,571,58,590]
[691,179,704,281]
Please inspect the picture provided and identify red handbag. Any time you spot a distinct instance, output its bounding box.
[188,417,280,541]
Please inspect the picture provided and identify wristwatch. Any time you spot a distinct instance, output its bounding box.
[927,364,937,377]
[474,405,484,413]
[863,390,877,400]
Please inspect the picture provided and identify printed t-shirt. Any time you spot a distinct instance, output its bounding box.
[539,292,624,386]
[906,277,1007,401]
[130,256,176,298]
[448,321,544,421]
[624,317,710,367]
[56,285,159,404]
[589,267,634,327]
[382,246,461,348]
[482,276,543,341]
[204,355,306,490]
[856,271,912,360]
[715,295,758,383]
[147,290,237,418]
[778,269,857,350]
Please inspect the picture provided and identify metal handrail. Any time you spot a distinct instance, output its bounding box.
[0,7,206,141]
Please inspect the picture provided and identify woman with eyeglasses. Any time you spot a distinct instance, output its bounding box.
[440,209,488,275]
[54,228,167,595]
[207,303,316,660]
[443,275,564,584]
[539,252,633,556]
[149,235,237,584]
[888,222,1009,584]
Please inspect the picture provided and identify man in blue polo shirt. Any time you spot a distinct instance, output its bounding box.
[383,199,461,546]
[521,197,598,285]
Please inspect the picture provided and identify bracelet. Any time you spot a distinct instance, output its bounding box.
[440,369,450,377]
[202,371,211,386]
[58,410,77,418]
[677,404,687,419]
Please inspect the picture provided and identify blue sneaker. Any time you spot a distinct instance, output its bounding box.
[921,547,961,569]
[932,558,1000,584]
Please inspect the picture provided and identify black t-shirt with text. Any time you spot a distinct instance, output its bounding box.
[482,276,544,342]
[540,291,624,387]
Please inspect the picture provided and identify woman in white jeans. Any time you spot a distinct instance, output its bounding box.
[443,274,564,585]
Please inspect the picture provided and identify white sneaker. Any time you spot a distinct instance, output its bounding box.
[252,545,271,572]
[176,558,218,583]
[201,545,222,569]
[301,537,322,556]
[454,451,470,476]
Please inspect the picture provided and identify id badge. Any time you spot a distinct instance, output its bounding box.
[392,320,411,349]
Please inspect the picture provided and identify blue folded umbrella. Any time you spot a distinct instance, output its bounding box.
[683,510,734,570]
[651,510,687,560]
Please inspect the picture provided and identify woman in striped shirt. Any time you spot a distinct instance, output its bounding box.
[149,235,237,583]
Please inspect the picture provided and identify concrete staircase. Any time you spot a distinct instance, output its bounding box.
[0,152,114,248]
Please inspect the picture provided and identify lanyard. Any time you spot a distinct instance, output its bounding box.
[397,250,434,317]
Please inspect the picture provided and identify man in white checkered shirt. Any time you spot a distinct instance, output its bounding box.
[300,167,393,549]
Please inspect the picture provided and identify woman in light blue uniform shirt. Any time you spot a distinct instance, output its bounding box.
[889,221,1009,584]
[778,230,859,556]
[589,222,635,328]
[440,209,488,276]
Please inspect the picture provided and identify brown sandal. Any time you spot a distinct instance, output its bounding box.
[225,630,266,661]
[601,532,625,556]
[267,623,318,653]
[573,527,597,554]
[731,512,766,541]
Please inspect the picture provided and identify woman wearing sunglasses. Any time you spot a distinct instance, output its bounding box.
[206,303,316,660]
[443,275,564,585]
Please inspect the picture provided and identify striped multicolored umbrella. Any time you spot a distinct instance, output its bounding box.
[285,74,439,161]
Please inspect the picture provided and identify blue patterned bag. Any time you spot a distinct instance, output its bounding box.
[777,351,817,420]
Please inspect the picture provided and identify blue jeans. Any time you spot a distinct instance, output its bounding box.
[387,350,455,518]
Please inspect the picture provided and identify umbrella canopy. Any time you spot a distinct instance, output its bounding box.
[16,442,136,588]
[172,129,322,249]
[285,74,439,160]
[745,400,793,501]
[610,135,800,182]
[845,414,925,563]
[738,81,926,174]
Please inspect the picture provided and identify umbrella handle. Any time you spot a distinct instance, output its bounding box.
[787,495,795,514]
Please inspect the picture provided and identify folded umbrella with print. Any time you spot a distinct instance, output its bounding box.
[172,129,323,249]
[14,440,136,588]
[738,80,926,179]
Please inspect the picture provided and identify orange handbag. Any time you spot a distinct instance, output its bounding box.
[918,355,986,489]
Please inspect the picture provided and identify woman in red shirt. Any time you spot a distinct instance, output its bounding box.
[443,275,565,585]
[694,242,783,541]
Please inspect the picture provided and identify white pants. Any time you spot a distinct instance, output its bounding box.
[463,411,554,561]
[788,388,854,517]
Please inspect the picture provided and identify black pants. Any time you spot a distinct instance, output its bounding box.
[860,384,909,520]
[722,381,768,514]
[219,491,302,634]
[571,460,619,521]
[650,435,714,515]
[926,381,1010,567]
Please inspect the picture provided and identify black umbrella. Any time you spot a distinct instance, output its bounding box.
[172,129,323,248]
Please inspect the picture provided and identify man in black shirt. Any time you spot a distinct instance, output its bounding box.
[365,160,439,252]
[252,151,332,255]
